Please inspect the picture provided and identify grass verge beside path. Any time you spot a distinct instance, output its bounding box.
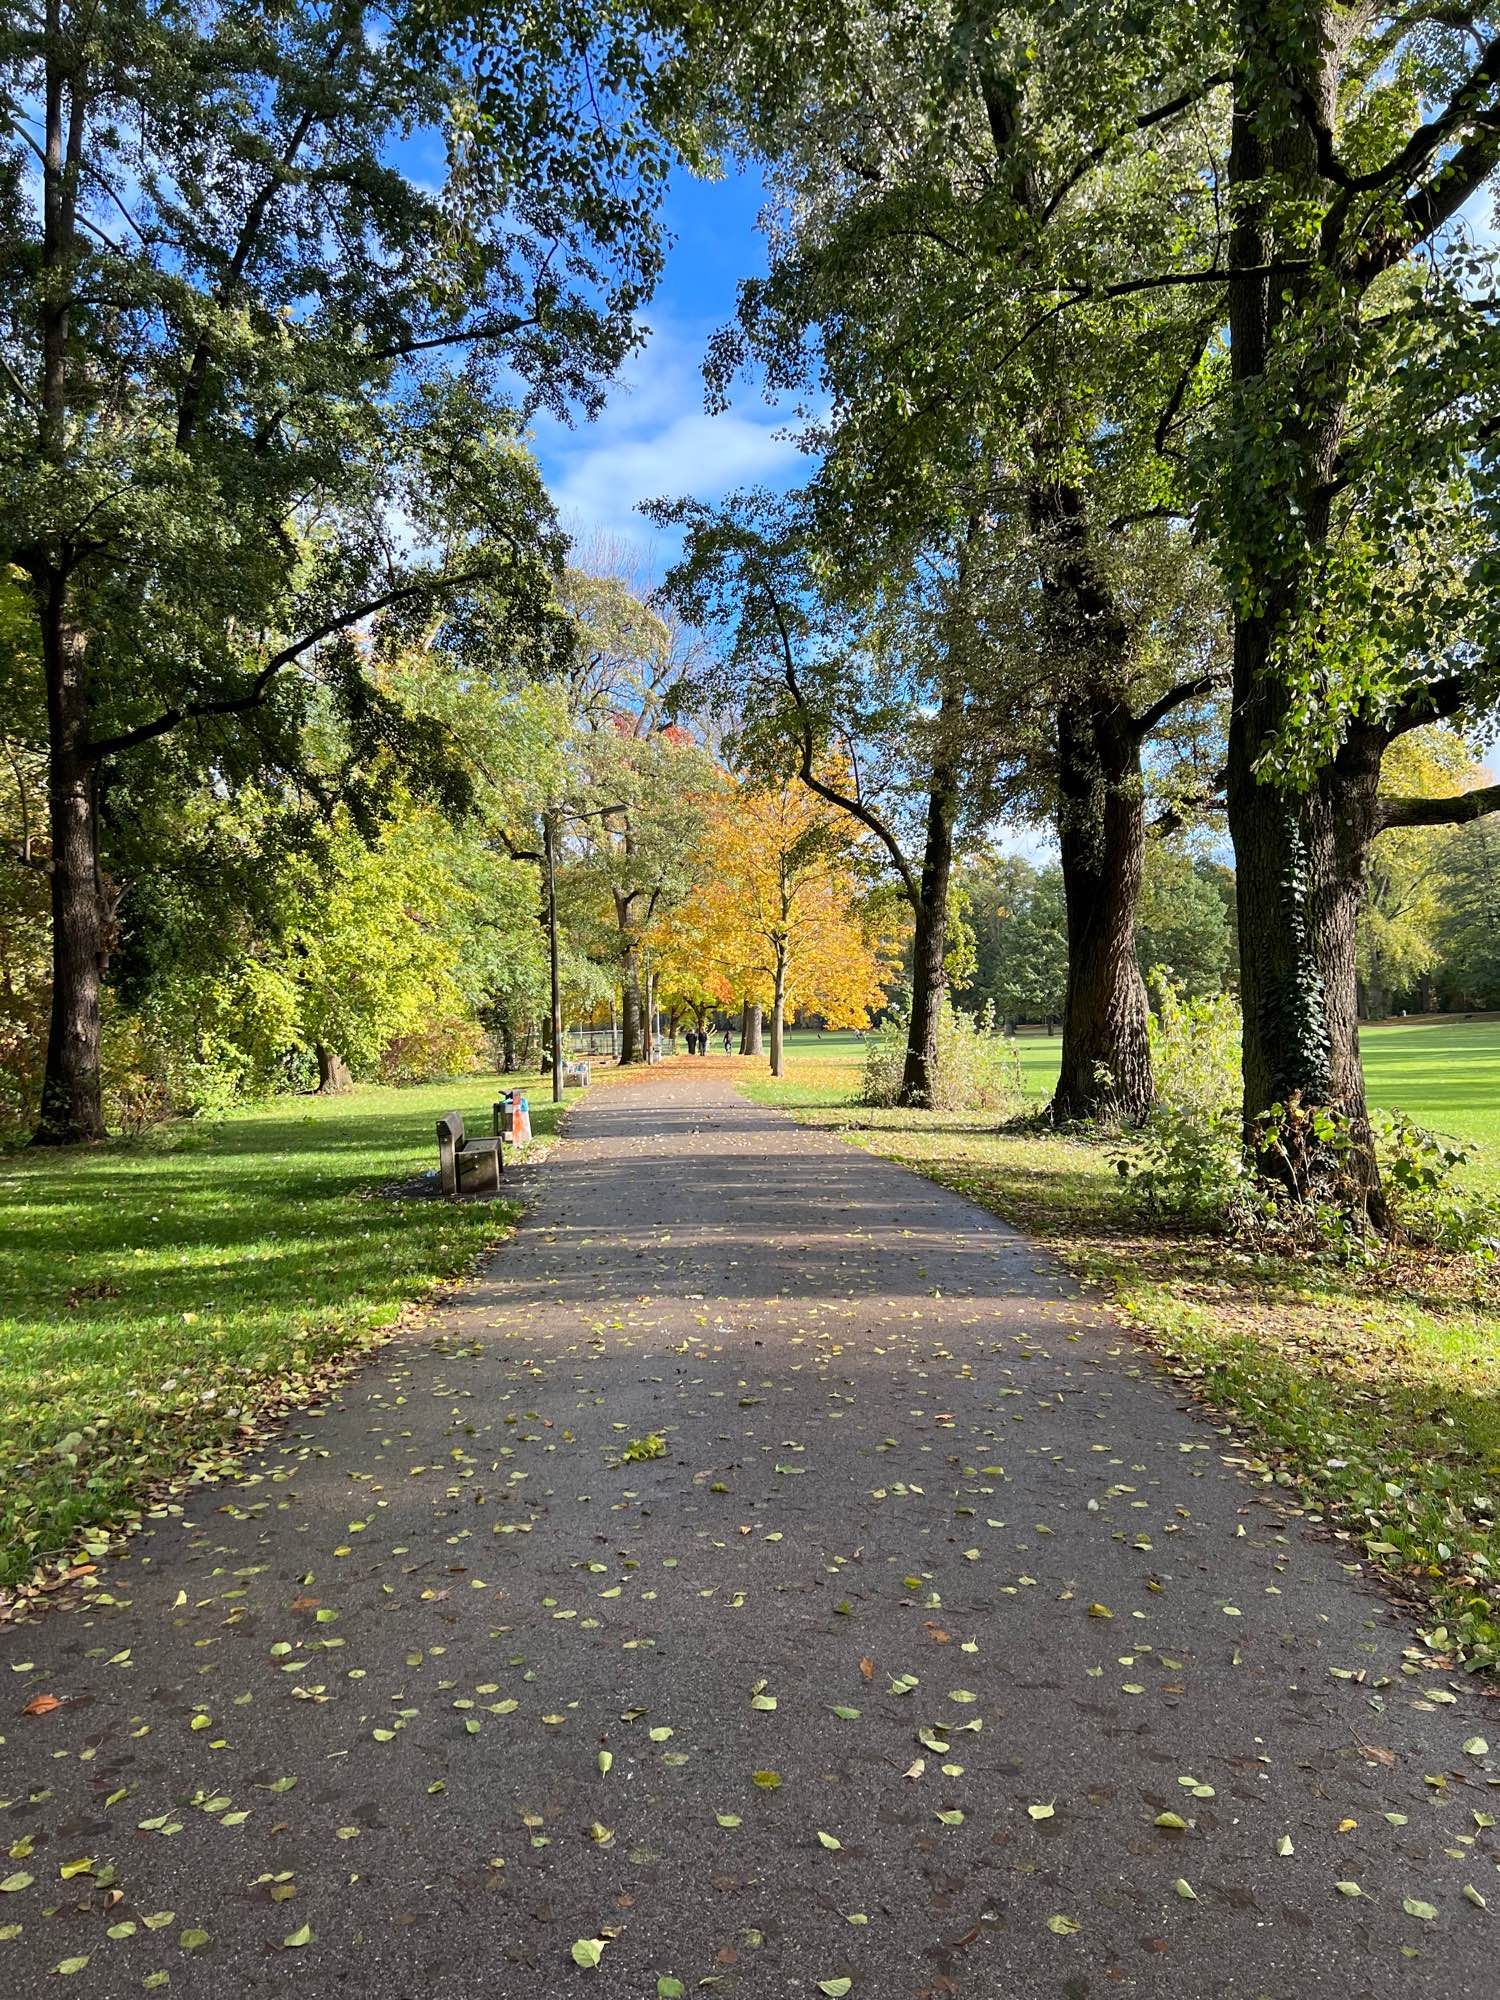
[0,1072,576,1603]
[747,1036,1500,1669]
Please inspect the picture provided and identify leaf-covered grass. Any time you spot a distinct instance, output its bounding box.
[0,1073,573,1595]
[754,1030,1500,1667]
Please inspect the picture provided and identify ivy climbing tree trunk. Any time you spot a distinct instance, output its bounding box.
[1228,621,1388,1210]
[1221,19,1383,1212]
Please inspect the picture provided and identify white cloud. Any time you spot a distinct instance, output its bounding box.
[529,314,811,565]
[986,820,1059,866]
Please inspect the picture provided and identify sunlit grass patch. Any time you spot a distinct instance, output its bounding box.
[0,1073,570,1594]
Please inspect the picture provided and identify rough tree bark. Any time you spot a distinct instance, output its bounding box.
[740,999,763,1056]
[30,30,106,1145]
[1032,484,1158,1126]
[618,958,644,1065]
[770,959,787,1076]
[34,585,109,1143]
[1222,22,1384,1209]
[898,744,960,1108]
[1050,693,1154,1124]
[1228,632,1387,1208]
[315,1045,354,1094]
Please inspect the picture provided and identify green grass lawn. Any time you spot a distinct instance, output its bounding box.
[786,1019,1500,1183]
[763,1022,1500,1668]
[0,1073,571,1598]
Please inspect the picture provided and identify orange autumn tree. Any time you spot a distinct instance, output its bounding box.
[690,774,894,1075]
[648,877,736,1043]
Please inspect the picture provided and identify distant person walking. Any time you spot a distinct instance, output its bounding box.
[722,1028,732,1055]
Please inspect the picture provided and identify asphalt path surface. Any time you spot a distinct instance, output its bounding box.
[1,1063,1495,1999]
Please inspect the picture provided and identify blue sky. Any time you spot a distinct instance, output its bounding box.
[526,165,812,569]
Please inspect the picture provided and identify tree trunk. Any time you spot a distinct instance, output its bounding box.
[770,953,787,1077]
[618,954,645,1064]
[315,1045,353,1094]
[35,587,107,1145]
[1228,636,1385,1212]
[1028,481,1153,1126]
[897,749,958,1108]
[740,1000,762,1056]
[1223,35,1384,1218]
[1049,695,1153,1125]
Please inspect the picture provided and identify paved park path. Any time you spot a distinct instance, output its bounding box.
[2,1065,1496,1999]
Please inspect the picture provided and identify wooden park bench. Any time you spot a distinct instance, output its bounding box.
[435,1111,503,1197]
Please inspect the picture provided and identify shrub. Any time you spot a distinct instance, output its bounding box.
[858,1013,907,1107]
[1114,1097,1248,1227]
[1374,1111,1498,1257]
[859,998,1025,1114]
[101,1004,256,1135]
[378,1015,486,1086]
[1116,981,1497,1258]
[1146,974,1240,1118]
[1113,979,1246,1227]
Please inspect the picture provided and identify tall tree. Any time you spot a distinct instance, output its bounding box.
[1356,731,1493,1017]
[689,773,892,1075]
[963,853,1068,1032]
[573,717,715,1062]
[656,3,1230,1122]
[657,490,1011,1108]
[1207,3,1500,1208]
[1,0,678,1140]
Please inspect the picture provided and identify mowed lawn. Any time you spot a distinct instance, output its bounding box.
[758,1021,1500,1667]
[0,1075,570,1595]
[788,1018,1500,1181]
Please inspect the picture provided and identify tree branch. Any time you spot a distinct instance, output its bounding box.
[1132,672,1220,738]
[764,592,920,906]
[1153,765,1227,836]
[84,570,489,760]
[1379,780,1500,829]
[1380,673,1471,738]
[363,312,540,363]
[1038,75,1233,226]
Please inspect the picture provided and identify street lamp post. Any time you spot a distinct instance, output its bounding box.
[543,809,564,1105]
